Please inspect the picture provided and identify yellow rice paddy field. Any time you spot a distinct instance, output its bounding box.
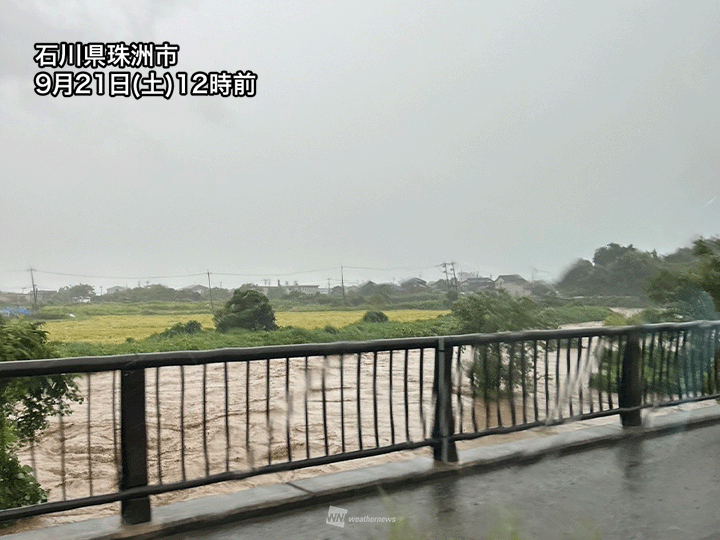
[42,310,449,344]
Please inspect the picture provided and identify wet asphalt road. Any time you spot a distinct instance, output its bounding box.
[167,424,720,540]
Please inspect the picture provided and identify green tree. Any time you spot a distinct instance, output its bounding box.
[51,284,95,304]
[645,238,720,320]
[214,290,278,332]
[692,238,720,311]
[452,290,557,334]
[0,317,82,512]
[556,259,595,296]
[452,291,558,400]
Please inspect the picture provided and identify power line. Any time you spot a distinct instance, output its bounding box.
[344,265,439,272]
[33,269,207,280]
[211,267,337,278]
[19,264,444,285]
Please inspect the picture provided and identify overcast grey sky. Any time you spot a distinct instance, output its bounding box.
[1,1,719,292]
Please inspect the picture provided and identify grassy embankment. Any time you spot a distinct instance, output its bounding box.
[34,302,616,358]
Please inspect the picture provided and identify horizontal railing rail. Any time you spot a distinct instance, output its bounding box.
[1,320,718,525]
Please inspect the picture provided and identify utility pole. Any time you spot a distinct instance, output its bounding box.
[450,261,459,294]
[340,266,346,303]
[441,262,450,289]
[29,268,38,311]
[207,270,215,315]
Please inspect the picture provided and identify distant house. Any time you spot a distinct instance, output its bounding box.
[287,283,320,295]
[400,277,427,291]
[182,284,209,294]
[106,286,128,295]
[460,276,494,293]
[33,290,56,303]
[330,285,345,296]
[494,275,531,297]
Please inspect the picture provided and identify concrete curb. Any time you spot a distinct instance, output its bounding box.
[7,405,720,540]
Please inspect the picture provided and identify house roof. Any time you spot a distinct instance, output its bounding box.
[495,274,528,284]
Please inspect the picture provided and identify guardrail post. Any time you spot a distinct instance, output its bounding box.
[432,338,458,463]
[120,368,152,524]
[619,332,642,427]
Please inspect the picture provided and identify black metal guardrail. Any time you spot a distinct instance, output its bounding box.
[1,321,719,525]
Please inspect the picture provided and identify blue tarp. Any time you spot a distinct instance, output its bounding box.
[0,307,32,316]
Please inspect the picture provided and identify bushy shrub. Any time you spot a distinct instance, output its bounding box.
[214,290,277,332]
[361,310,389,323]
[155,320,203,338]
[0,317,82,513]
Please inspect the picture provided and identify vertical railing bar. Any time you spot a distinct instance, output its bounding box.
[389,349,395,445]
[357,353,363,450]
[373,351,379,448]
[403,349,410,442]
[713,328,720,395]
[495,342,503,427]
[705,329,712,395]
[470,346,478,432]
[566,339,573,418]
[705,328,714,396]
[639,335,647,403]
[597,337,605,412]
[555,339,561,419]
[680,330,691,399]
[658,331,667,400]
[59,408,67,500]
[532,339,538,422]
[520,341,527,424]
[112,370,119,483]
[606,337,614,410]
[266,358,272,465]
[304,356,310,460]
[544,339,550,419]
[576,337,583,417]
[419,349,426,439]
[180,365,186,482]
[87,373,93,496]
[586,336,594,414]
[483,345,490,428]
[245,361,251,464]
[340,354,346,453]
[120,369,151,524]
[688,329,699,397]
[508,342,516,426]
[155,367,162,484]
[224,362,230,472]
[321,355,329,456]
[203,364,209,476]
[431,337,457,462]
[648,331,658,404]
[285,357,292,462]
[455,346,464,433]
[673,332,683,400]
[30,442,38,486]
[687,329,698,397]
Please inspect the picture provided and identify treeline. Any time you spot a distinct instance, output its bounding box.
[556,243,699,298]
[558,238,720,321]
